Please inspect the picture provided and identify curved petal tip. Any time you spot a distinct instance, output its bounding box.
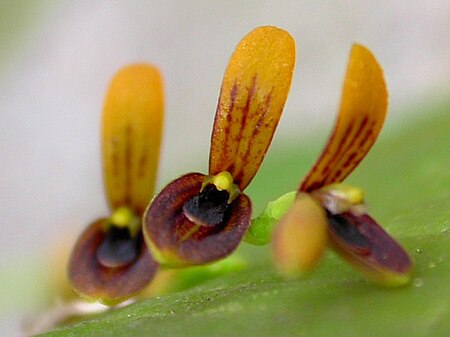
[301,44,388,192]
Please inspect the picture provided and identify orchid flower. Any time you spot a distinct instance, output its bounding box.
[143,26,295,267]
[68,64,163,304]
[253,44,413,286]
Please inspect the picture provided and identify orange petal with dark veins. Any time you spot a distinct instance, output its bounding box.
[68,219,158,305]
[327,212,413,286]
[143,173,252,267]
[102,64,164,214]
[209,26,295,190]
[301,44,387,192]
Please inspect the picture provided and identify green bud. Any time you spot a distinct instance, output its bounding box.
[244,191,296,245]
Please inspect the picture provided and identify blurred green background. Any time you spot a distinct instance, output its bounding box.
[0,1,449,336]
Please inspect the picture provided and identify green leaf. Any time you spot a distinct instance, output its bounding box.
[38,102,450,337]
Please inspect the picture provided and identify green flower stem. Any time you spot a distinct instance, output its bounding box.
[244,191,296,245]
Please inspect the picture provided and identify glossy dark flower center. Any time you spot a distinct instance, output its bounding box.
[183,184,231,227]
[96,226,141,268]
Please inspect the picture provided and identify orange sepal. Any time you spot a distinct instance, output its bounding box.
[209,26,295,190]
[272,193,328,277]
[301,44,387,192]
[102,64,164,214]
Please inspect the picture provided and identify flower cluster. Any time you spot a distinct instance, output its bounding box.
[67,26,412,309]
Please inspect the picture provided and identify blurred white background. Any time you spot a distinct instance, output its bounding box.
[0,1,449,335]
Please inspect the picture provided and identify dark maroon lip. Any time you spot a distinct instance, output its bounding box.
[327,211,412,274]
[68,219,158,302]
[144,172,252,265]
